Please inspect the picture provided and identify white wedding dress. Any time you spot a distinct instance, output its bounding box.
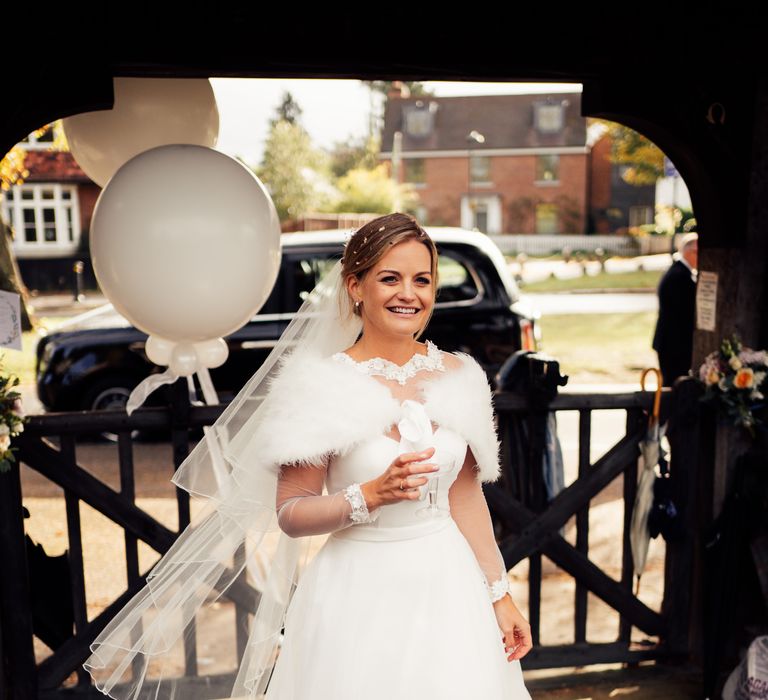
[265,341,531,699]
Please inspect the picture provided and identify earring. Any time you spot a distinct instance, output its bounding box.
[354,300,361,310]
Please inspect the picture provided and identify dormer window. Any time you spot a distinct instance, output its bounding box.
[534,102,565,134]
[403,100,438,138]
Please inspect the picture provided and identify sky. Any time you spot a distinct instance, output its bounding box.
[210,79,583,167]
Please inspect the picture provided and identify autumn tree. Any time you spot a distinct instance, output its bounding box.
[592,119,664,186]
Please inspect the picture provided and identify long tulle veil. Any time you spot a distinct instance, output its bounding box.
[84,256,362,699]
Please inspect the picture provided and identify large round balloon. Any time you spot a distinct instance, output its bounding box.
[63,77,219,187]
[90,144,281,342]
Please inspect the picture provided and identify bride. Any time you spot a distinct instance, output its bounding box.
[83,213,532,699]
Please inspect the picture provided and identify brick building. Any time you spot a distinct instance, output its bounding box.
[0,127,101,290]
[380,87,590,234]
[380,86,655,236]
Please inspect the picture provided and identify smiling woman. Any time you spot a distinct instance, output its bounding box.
[341,213,440,364]
[82,212,532,700]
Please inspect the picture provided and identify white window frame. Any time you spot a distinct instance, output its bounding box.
[1,183,81,257]
[469,154,492,187]
[18,124,57,151]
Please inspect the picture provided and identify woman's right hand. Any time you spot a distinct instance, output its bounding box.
[360,446,438,509]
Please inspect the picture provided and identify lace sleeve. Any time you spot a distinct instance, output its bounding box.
[448,447,513,603]
[275,460,381,538]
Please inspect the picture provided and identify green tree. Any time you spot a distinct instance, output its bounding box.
[328,133,380,179]
[257,120,332,222]
[328,164,418,214]
[269,91,304,128]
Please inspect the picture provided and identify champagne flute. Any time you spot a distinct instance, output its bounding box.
[415,450,450,519]
[398,400,450,518]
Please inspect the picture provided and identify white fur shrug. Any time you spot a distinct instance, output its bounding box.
[248,350,502,484]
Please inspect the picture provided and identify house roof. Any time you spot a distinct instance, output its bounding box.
[380,93,585,155]
[22,150,92,183]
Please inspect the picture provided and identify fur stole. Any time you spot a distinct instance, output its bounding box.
[253,350,502,483]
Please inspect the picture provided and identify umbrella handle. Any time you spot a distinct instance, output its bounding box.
[640,367,663,426]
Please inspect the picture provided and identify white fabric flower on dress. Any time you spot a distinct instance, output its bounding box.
[397,400,435,454]
[398,400,438,500]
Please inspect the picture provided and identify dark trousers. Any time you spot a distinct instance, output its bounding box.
[656,351,692,388]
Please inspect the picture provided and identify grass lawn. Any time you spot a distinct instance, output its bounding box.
[538,311,660,386]
[1,317,70,387]
[520,268,663,293]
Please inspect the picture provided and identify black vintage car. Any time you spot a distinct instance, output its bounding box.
[35,227,540,413]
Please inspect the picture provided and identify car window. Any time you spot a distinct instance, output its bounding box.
[435,253,479,303]
[284,254,342,312]
[258,280,282,315]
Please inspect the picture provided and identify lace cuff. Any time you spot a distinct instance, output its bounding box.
[343,483,380,524]
[487,575,512,603]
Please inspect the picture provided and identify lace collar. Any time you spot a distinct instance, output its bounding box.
[331,339,446,385]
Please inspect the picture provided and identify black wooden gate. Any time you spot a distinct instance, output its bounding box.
[0,380,700,699]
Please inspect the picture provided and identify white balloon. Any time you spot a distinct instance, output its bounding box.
[63,77,219,187]
[90,144,281,342]
[170,343,198,376]
[194,338,229,369]
[145,335,175,365]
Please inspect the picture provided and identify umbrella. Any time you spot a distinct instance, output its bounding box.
[629,368,666,595]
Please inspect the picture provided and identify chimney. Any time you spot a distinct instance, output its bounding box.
[387,81,411,99]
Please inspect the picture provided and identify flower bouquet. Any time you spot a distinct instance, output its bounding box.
[696,334,768,438]
[0,352,27,473]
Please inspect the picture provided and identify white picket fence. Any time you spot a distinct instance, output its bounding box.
[488,233,676,257]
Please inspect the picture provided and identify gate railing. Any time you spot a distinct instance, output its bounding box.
[489,382,699,670]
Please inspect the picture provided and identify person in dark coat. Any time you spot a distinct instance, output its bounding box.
[652,233,698,387]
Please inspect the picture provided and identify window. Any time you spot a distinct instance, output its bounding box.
[469,154,491,185]
[20,123,56,150]
[284,254,341,312]
[435,253,480,304]
[403,158,425,184]
[535,203,559,234]
[534,103,564,134]
[535,154,560,183]
[1,183,80,250]
[629,206,654,227]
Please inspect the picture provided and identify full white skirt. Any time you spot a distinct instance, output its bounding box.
[265,517,531,699]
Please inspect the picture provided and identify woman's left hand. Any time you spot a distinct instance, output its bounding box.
[492,595,532,662]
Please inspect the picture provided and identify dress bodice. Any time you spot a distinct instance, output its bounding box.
[326,340,470,531]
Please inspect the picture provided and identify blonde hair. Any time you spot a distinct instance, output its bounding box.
[340,212,439,341]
